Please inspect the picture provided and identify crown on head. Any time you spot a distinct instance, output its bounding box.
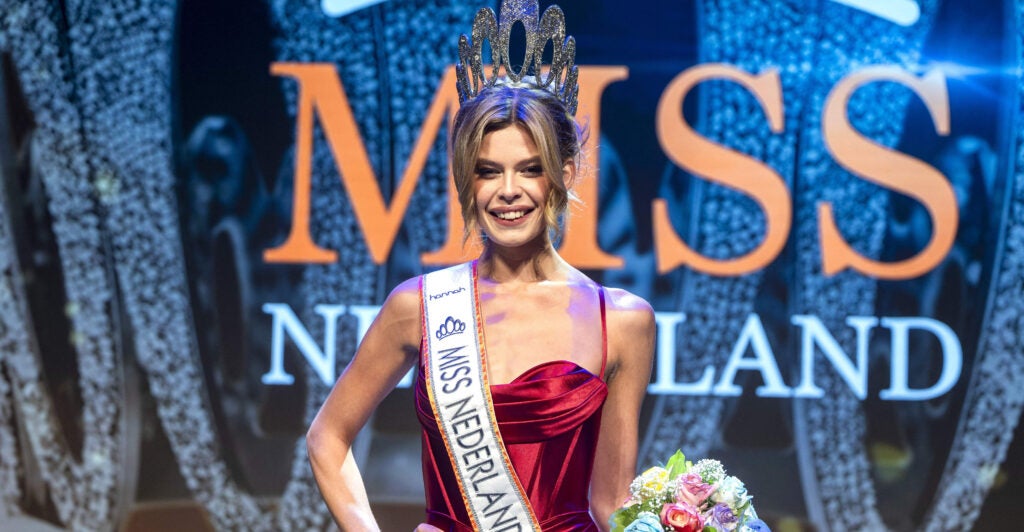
[455,0,579,115]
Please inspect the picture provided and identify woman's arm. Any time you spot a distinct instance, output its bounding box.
[306,278,422,531]
[589,288,656,531]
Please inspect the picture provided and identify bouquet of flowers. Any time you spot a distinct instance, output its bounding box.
[609,450,769,532]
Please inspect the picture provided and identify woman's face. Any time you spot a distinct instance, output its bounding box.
[473,125,553,251]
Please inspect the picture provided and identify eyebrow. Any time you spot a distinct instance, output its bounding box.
[475,157,543,167]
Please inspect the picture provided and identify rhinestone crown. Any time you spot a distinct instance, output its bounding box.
[455,0,579,115]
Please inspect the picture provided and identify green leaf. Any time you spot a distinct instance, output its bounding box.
[665,450,690,477]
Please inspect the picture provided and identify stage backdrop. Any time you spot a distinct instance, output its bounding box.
[0,0,1022,530]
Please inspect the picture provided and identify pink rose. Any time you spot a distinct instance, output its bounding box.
[660,502,704,532]
[674,472,714,506]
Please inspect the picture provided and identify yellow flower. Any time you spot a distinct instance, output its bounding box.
[630,466,671,498]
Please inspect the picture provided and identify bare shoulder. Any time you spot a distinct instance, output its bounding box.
[601,286,654,385]
[382,276,421,315]
[603,286,655,335]
[371,276,422,348]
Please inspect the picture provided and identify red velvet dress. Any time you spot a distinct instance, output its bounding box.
[415,288,609,531]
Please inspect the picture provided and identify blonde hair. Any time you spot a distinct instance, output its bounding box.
[450,81,583,244]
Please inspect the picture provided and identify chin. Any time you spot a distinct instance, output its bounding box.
[484,231,548,251]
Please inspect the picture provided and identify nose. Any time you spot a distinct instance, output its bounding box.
[497,173,521,202]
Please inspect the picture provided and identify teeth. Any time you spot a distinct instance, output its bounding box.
[496,211,525,220]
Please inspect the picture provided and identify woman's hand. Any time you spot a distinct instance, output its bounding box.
[414,524,443,532]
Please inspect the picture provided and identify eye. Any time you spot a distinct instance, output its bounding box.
[475,166,500,178]
[522,165,543,177]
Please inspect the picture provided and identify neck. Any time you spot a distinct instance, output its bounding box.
[478,239,562,283]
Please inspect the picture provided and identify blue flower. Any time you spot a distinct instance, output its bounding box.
[706,503,739,531]
[741,518,770,532]
[624,511,664,532]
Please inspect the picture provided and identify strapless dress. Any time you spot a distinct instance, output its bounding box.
[414,359,608,531]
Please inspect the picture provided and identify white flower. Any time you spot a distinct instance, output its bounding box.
[711,476,751,510]
[692,458,726,484]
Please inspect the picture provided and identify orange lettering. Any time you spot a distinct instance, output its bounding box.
[419,70,483,264]
[263,64,338,263]
[820,67,955,279]
[653,64,789,275]
[557,67,629,268]
[265,63,465,264]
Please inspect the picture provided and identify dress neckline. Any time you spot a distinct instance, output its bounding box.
[491,359,604,389]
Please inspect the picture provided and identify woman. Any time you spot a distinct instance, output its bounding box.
[306,8,654,531]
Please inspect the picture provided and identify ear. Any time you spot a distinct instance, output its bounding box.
[562,159,577,188]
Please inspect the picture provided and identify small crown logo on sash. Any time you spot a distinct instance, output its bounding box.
[435,316,467,340]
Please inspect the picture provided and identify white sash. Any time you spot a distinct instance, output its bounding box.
[422,262,541,531]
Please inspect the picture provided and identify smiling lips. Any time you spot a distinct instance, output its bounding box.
[490,207,533,224]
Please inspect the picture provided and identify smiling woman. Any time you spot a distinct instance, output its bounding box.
[450,81,582,253]
[471,124,555,252]
[304,1,655,530]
